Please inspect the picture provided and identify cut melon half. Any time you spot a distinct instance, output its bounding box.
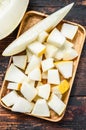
[0,0,29,40]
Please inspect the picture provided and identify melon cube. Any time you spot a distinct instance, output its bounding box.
[48,94,66,115]
[28,41,46,56]
[55,61,73,78]
[48,69,60,85]
[20,82,37,102]
[11,97,34,113]
[13,55,27,70]
[45,44,58,58]
[5,64,28,83]
[1,91,19,107]
[7,82,21,90]
[37,84,50,100]
[29,67,41,81]
[25,55,41,74]
[32,99,50,117]
[41,58,54,72]
[61,23,78,40]
[47,28,66,48]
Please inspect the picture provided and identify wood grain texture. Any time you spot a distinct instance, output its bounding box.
[0,0,86,129]
[28,0,86,6]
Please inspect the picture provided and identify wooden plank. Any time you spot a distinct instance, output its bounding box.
[29,0,86,6]
[0,97,86,130]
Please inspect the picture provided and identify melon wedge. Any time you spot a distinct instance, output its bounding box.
[2,3,74,56]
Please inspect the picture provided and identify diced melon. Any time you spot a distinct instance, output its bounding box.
[47,28,66,48]
[48,93,66,115]
[55,49,64,60]
[1,91,19,107]
[25,55,41,74]
[55,61,73,78]
[48,69,60,85]
[37,84,50,100]
[32,99,50,117]
[41,58,54,72]
[63,48,78,60]
[52,86,62,99]
[13,55,27,70]
[58,80,70,94]
[55,41,77,61]
[61,23,78,40]
[28,41,46,57]
[20,82,37,102]
[7,82,21,90]
[29,67,41,81]
[5,64,28,83]
[11,97,34,113]
[45,44,58,58]
[65,40,74,48]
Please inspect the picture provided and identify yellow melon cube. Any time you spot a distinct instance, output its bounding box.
[28,41,46,57]
[58,80,70,94]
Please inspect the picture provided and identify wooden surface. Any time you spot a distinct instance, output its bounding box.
[0,0,86,129]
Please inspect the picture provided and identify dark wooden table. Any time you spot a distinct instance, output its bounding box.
[0,0,86,130]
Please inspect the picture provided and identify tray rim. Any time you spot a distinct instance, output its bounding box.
[0,10,86,122]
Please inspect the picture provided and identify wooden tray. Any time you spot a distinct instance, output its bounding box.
[0,11,86,122]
